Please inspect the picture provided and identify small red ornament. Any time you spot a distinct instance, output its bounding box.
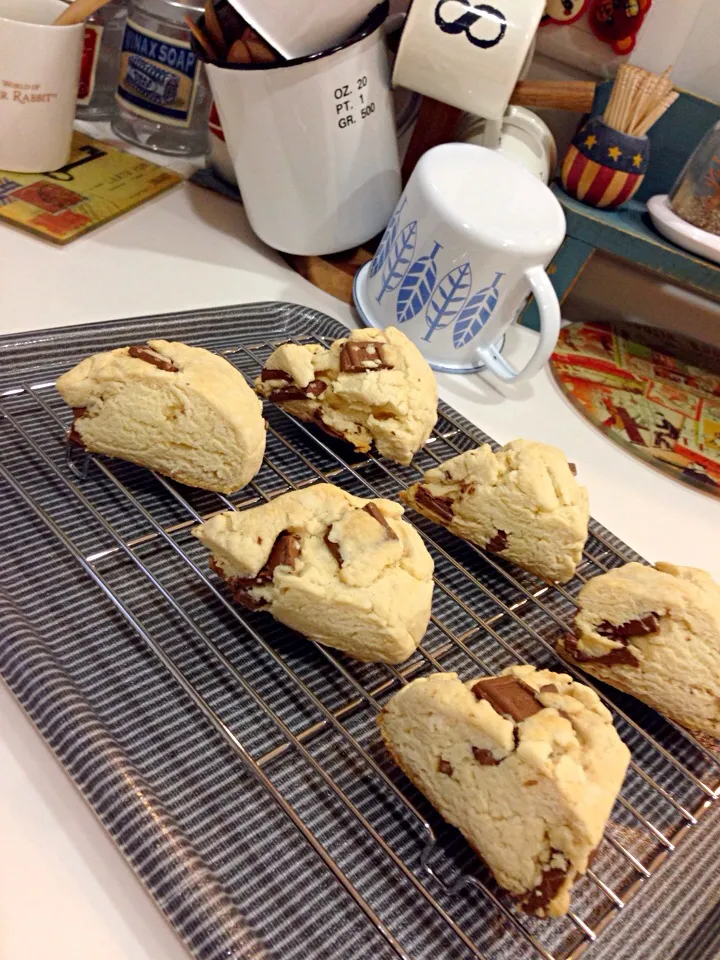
[541,0,589,26]
[589,0,652,55]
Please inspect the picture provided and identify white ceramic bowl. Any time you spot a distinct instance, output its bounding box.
[648,194,720,267]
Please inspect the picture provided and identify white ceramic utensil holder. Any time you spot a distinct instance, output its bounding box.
[206,2,401,256]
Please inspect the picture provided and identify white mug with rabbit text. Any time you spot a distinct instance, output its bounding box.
[0,0,84,172]
[353,143,566,380]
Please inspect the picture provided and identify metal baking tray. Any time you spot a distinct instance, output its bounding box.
[1,302,719,960]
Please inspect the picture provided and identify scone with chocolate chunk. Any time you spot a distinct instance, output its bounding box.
[192,483,434,663]
[401,439,589,582]
[56,341,266,493]
[378,665,629,917]
[255,327,437,465]
[560,562,720,736]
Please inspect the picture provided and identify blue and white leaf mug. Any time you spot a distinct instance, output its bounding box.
[353,142,566,380]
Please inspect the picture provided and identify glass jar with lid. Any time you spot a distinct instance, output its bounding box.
[669,120,720,237]
[76,0,128,121]
[111,0,211,156]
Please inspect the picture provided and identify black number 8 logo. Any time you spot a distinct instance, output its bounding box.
[434,0,508,48]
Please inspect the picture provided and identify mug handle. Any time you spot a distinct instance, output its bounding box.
[474,265,561,382]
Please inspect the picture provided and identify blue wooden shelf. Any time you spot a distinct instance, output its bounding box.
[520,83,720,331]
[556,189,720,300]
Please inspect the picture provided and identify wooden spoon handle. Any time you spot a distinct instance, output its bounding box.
[53,0,113,25]
[203,0,226,58]
[244,29,276,62]
[226,37,252,63]
[184,13,218,60]
[510,80,596,113]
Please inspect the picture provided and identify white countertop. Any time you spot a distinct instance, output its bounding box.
[1,176,718,960]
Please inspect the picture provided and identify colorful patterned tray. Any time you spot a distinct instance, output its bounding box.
[551,321,720,497]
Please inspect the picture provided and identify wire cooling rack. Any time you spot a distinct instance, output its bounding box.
[1,308,719,960]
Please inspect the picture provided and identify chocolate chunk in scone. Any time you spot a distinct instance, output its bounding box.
[563,632,640,668]
[414,485,454,523]
[211,531,300,610]
[254,328,437,466]
[68,407,88,447]
[323,528,344,566]
[401,439,589,583]
[193,483,434,664]
[260,368,293,382]
[471,675,543,722]
[560,562,720,735]
[211,558,267,611]
[311,410,348,442]
[253,531,301,582]
[339,340,394,372]
[268,380,327,403]
[596,613,659,639]
[472,747,499,766]
[364,501,399,539]
[378,665,630,917]
[485,530,508,554]
[128,344,178,372]
[324,504,397,566]
[520,860,569,915]
[56,340,266,493]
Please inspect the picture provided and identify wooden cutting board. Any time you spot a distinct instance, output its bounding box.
[283,245,376,304]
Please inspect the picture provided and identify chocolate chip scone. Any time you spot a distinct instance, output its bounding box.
[378,665,630,917]
[192,483,434,663]
[56,340,266,493]
[559,562,720,736]
[400,439,589,582]
[254,327,438,465]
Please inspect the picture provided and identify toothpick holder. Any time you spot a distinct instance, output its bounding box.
[561,116,650,210]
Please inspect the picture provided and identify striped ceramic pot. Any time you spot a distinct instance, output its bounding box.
[561,115,650,209]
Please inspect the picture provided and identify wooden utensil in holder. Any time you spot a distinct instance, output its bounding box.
[185,0,278,64]
[54,0,113,25]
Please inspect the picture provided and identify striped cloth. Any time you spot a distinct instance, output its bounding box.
[1,303,719,960]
